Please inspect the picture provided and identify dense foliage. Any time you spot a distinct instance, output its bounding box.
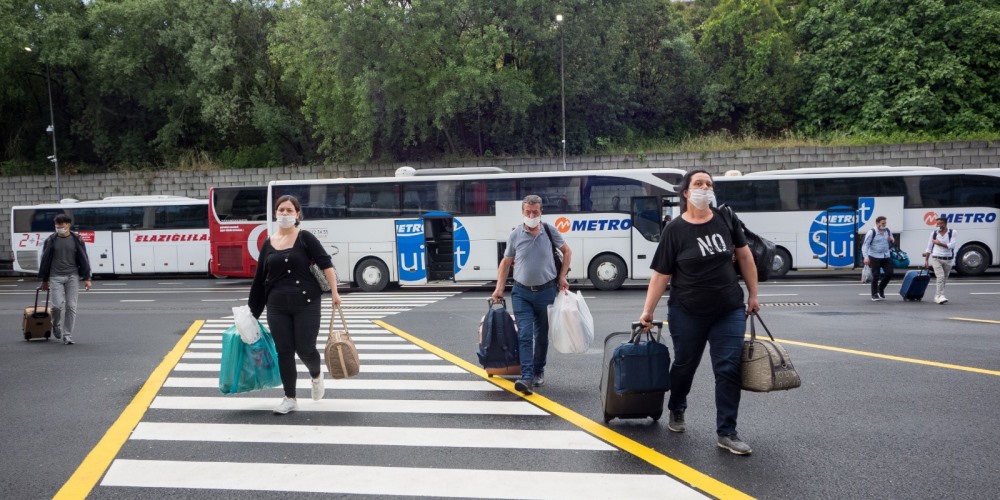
[3,0,998,172]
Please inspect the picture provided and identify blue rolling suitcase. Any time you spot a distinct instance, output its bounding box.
[899,269,930,301]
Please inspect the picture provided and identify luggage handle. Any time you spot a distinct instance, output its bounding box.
[630,320,663,344]
[34,287,50,313]
[487,297,508,310]
[748,312,788,367]
[330,303,349,337]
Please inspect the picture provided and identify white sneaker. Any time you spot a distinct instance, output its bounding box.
[273,397,297,415]
[311,376,325,401]
[935,295,948,304]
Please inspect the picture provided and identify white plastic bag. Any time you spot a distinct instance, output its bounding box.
[232,305,261,344]
[548,290,594,354]
[861,265,872,284]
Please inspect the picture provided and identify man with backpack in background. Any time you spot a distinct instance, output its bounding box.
[862,216,895,301]
[923,215,957,304]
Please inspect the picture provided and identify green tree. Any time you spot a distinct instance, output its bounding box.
[697,0,799,134]
[796,0,1000,134]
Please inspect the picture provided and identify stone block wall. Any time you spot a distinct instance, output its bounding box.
[3,140,998,261]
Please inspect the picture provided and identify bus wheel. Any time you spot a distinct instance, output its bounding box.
[589,254,627,291]
[771,248,792,278]
[355,258,389,292]
[955,244,989,276]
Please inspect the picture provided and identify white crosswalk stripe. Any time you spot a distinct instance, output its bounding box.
[96,291,703,498]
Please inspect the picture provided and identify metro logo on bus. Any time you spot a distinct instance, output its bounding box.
[553,217,633,233]
[924,212,997,225]
[134,234,209,242]
[808,206,856,267]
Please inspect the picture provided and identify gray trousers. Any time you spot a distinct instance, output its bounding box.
[929,257,953,298]
[50,274,80,338]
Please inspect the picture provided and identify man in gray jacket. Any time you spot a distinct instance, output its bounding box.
[39,214,92,344]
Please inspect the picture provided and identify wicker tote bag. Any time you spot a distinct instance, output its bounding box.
[741,312,801,392]
[325,304,360,379]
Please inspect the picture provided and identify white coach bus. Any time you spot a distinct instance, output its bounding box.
[713,166,1000,277]
[267,167,684,291]
[11,196,210,276]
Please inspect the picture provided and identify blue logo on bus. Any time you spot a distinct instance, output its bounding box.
[453,219,471,274]
[857,197,875,227]
[395,220,425,282]
[396,218,472,281]
[808,206,856,267]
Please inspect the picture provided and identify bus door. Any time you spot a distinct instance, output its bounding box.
[854,197,905,267]
[630,196,664,279]
[423,215,455,282]
[394,219,427,285]
[111,230,132,274]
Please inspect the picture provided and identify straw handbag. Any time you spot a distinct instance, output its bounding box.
[741,312,801,392]
[325,304,360,379]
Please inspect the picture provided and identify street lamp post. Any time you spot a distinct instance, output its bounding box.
[556,14,566,171]
[25,46,61,200]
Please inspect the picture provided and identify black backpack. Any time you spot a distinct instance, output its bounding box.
[477,299,520,370]
[716,205,778,282]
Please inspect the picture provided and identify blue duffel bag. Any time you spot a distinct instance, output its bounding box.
[612,325,671,395]
[891,248,910,269]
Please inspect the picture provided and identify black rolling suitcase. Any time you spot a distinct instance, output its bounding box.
[599,321,669,423]
[23,288,53,341]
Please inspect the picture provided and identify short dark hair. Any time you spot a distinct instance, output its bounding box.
[54,214,72,225]
[875,216,887,224]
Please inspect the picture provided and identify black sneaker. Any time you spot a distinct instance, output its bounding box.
[667,410,686,433]
[514,379,534,395]
[533,374,545,387]
[871,294,882,301]
[717,434,752,455]
[878,291,886,300]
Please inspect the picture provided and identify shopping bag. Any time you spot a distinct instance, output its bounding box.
[218,323,282,394]
[861,265,872,284]
[232,305,260,344]
[548,290,594,354]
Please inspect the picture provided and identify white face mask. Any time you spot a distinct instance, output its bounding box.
[523,216,541,229]
[688,189,716,210]
[276,215,297,229]
[55,227,70,236]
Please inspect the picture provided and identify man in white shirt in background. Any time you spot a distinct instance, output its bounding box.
[923,215,957,304]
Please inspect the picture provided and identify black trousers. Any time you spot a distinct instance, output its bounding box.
[869,256,893,296]
[266,296,322,398]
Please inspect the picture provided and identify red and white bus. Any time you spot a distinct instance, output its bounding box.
[208,185,268,278]
[11,196,210,275]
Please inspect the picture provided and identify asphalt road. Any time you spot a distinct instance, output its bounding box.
[1,271,998,499]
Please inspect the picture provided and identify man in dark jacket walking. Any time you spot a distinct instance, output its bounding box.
[39,214,92,344]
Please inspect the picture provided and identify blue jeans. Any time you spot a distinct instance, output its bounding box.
[511,285,557,381]
[667,303,746,436]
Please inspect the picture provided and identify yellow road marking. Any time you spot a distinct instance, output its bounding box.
[54,320,204,499]
[776,338,1000,377]
[375,320,753,500]
[950,317,1000,325]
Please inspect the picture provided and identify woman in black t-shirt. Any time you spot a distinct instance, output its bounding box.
[249,195,342,415]
[639,169,760,455]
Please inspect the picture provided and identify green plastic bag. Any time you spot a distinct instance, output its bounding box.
[218,322,281,394]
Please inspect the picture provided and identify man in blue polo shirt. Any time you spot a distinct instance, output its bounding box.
[492,195,572,395]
